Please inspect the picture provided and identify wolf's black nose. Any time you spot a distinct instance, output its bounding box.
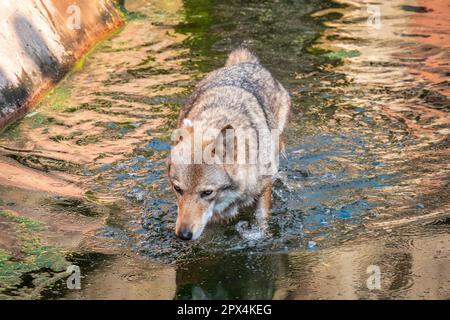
[178,229,193,240]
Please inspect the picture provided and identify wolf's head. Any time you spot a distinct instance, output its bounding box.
[168,163,239,240]
[167,120,240,240]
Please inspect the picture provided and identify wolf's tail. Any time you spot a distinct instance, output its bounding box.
[225,47,259,67]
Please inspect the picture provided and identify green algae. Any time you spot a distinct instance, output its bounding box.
[1,120,23,141]
[0,211,70,299]
[323,49,361,61]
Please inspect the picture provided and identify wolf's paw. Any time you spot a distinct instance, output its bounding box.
[235,220,269,241]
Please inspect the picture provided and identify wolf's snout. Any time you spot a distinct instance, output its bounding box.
[178,228,193,240]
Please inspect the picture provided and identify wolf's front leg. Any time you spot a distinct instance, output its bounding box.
[255,182,272,231]
[223,204,238,220]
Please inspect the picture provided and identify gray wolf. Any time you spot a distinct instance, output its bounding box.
[167,47,291,240]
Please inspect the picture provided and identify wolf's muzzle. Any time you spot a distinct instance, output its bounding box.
[178,228,193,240]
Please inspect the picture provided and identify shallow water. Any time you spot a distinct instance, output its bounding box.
[0,0,449,299]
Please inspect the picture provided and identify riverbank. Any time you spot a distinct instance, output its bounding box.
[0,0,123,130]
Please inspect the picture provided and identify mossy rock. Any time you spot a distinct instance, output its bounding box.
[0,211,70,299]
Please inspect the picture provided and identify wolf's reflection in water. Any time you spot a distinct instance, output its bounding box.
[175,253,289,300]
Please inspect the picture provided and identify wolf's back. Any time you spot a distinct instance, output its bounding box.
[178,48,290,134]
[225,47,259,67]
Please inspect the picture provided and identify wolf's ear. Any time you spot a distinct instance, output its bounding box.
[171,120,194,145]
[213,125,238,164]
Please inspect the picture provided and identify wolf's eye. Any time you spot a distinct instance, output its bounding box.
[174,185,183,194]
[200,190,213,198]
